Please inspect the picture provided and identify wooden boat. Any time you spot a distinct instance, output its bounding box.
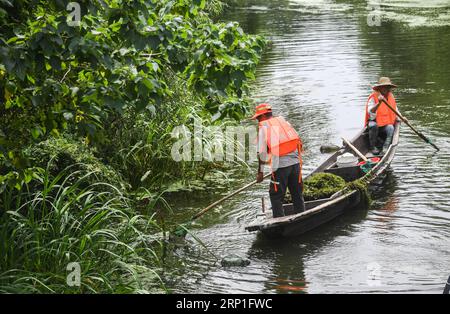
[245,122,401,238]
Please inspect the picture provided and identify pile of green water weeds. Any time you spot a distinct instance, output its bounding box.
[285,172,371,204]
[303,173,347,201]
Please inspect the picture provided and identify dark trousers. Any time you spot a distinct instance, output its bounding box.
[269,163,305,218]
[368,121,395,149]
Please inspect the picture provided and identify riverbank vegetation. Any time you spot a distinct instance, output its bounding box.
[0,0,265,293]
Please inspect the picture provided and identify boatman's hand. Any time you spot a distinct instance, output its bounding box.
[256,172,264,183]
[378,94,386,103]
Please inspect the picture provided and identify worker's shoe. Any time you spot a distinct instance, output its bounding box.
[370,147,380,155]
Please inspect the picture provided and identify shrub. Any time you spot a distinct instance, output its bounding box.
[0,167,166,293]
[23,136,126,190]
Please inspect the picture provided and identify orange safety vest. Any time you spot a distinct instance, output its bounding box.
[259,116,302,156]
[258,116,303,184]
[365,92,397,127]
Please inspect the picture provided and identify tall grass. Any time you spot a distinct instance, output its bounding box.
[102,73,250,192]
[0,164,167,293]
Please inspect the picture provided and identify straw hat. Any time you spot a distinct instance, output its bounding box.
[372,77,397,90]
[251,103,272,120]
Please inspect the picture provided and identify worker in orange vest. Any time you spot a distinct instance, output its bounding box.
[252,104,305,218]
[365,77,400,155]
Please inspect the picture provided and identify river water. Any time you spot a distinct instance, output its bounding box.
[165,0,450,293]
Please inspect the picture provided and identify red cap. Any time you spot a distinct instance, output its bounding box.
[251,103,272,120]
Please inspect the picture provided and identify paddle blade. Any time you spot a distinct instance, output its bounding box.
[427,139,440,151]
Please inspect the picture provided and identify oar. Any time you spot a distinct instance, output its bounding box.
[173,173,272,237]
[379,98,440,151]
[192,173,271,220]
[341,137,377,174]
[341,137,368,162]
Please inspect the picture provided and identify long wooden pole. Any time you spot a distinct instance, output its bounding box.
[191,173,272,220]
[342,137,368,162]
[379,99,440,151]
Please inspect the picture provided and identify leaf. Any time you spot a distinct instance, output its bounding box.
[31,95,43,106]
[148,61,159,72]
[14,62,26,81]
[118,48,130,56]
[193,49,204,61]
[5,100,13,109]
[140,170,151,182]
[27,74,36,84]
[104,96,124,113]
[23,170,34,184]
[6,36,23,44]
[147,35,160,49]
[31,128,40,139]
[133,34,148,50]
[135,99,147,111]
[0,0,13,8]
[68,37,81,52]
[142,78,154,91]
[4,88,12,101]
[3,56,15,73]
[231,70,246,89]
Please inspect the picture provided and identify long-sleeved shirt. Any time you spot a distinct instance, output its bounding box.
[367,97,378,121]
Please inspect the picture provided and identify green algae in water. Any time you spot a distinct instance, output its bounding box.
[285,172,346,202]
[285,172,371,204]
[346,178,372,207]
[303,173,347,201]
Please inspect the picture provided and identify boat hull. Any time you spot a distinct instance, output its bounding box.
[259,190,361,237]
[245,122,400,238]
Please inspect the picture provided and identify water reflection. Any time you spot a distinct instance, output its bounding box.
[249,238,309,293]
[249,205,369,293]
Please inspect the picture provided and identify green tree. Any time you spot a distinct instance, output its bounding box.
[0,0,265,189]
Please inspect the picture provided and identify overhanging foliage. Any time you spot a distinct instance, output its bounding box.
[0,0,265,189]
